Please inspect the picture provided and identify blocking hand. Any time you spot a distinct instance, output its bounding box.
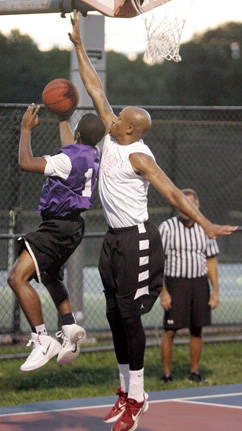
[68,10,81,46]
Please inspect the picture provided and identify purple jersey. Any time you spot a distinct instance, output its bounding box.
[38,144,100,218]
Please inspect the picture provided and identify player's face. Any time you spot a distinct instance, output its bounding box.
[178,194,199,225]
[110,109,130,139]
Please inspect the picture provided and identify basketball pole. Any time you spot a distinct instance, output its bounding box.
[70,14,106,107]
[67,14,106,326]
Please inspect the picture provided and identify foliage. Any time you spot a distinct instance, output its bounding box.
[0,22,242,105]
[0,341,242,406]
[0,30,70,103]
[107,22,242,105]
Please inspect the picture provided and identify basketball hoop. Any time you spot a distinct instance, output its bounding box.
[131,0,194,62]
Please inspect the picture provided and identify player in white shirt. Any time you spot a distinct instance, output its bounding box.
[69,11,238,431]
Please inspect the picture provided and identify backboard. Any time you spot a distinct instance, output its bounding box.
[78,0,170,18]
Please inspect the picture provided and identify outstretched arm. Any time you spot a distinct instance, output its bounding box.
[59,120,74,147]
[130,152,238,238]
[18,104,47,174]
[68,10,115,131]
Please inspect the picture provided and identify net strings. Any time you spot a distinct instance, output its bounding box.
[130,0,194,62]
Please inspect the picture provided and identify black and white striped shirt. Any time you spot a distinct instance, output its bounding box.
[159,216,219,279]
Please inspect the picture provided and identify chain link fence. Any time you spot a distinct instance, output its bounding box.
[0,104,241,353]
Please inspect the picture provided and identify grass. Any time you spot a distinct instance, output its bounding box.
[0,340,242,407]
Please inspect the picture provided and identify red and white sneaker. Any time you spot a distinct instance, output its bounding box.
[111,394,149,431]
[103,387,128,423]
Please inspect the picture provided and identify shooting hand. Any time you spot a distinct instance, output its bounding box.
[21,104,40,131]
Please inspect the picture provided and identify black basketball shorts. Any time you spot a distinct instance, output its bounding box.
[99,220,164,318]
[17,216,85,283]
[163,275,211,330]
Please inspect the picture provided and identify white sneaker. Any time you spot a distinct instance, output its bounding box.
[56,324,86,365]
[20,333,62,372]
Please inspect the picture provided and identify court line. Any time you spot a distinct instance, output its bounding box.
[173,399,242,410]
[1,391,242,417]
[0,404,110,418]
[148,391,242,404]
[173,391,242,400]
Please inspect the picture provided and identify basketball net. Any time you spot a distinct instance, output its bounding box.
[131,0,194,62]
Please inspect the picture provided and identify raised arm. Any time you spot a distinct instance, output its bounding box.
[129,152,238,238]
[68,10,116,131]
[59,120,74,147]
[19,104,47,174]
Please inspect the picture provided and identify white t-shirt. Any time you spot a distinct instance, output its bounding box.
[98,134,155,228]
[43,153,71,179]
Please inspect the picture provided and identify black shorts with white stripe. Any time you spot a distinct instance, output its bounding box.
[17,215,85,283]
[99,220,164,318]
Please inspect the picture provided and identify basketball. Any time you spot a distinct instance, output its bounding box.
[42,78,79,119]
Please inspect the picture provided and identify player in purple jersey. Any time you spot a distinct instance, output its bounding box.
[8,104,105,372]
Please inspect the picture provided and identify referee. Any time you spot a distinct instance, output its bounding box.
[159,188,219,383]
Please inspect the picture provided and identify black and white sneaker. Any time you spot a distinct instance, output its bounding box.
[189,371,202,383]
[160,374,173,384]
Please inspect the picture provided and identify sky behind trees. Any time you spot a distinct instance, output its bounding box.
[1,22,241,106]
[0,0,241,53]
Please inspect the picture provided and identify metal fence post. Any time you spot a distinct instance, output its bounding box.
[8,112,22,342]
[66,242,84,326]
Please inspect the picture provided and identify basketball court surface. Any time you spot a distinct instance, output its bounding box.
[1,383,241,430]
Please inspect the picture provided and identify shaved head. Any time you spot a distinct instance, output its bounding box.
[110,106,152,145]
[122,107,152,137]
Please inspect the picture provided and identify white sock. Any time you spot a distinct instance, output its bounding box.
[118,363,130,393]
[35,324,48,335]
[128,368,144,403]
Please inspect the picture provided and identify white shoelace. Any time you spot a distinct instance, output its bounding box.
[25,337,40,361]
[56,330,69,347]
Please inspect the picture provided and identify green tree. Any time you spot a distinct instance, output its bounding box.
[0,30,70,103]
[1,22,242,105]
[107,22,242,106]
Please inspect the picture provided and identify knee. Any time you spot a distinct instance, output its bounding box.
[8,266,28,293]
[106,301,120,326]
[106,306,124,335]
[7,269,19,292]
[122,316,144,339]
[164,330,176,340]
[190,327,202,338]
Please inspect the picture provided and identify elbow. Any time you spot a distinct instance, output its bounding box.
[18,159,24,170]
[18,158,30,172]
[19,164,28,172]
